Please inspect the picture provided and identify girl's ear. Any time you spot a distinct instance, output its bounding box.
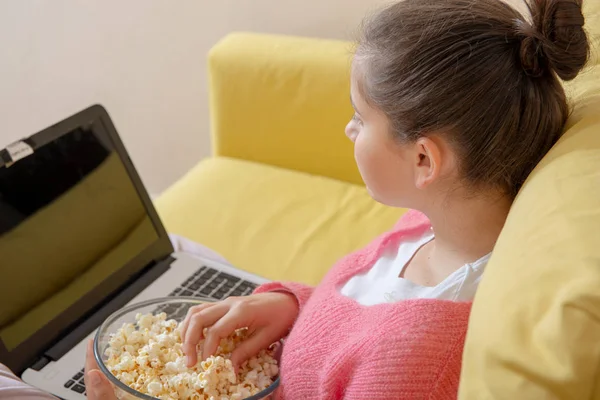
[413,136,443,190]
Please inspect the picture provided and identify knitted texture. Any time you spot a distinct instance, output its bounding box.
[255,210,472,399]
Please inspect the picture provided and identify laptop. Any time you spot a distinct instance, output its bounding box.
[0,105,269,399]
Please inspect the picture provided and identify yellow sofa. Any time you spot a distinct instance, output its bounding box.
[155,33,404,285]
[459,2,600,399]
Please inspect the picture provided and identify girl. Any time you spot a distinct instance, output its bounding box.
[180,0,590,398]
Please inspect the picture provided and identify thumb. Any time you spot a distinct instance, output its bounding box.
[230,329,273,369]
[86,369,117,400]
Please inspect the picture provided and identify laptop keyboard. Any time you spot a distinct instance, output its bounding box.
[65,266,258,395]
[64,368,86,395]
[155,266,258,320]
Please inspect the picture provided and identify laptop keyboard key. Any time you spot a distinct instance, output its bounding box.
[173,309,187,320]
[189,282,201,291]
[181,290,193,297]
[231,288,245,297]
[72,384,86,394]
[200,287,213,296]
[203,268,217,278]
[223,274,240,282]
[164,305,178,316]
[73,372,83,380]
[213,288,229,300]
[155,305,166,313]
[237,283,251,292]
[64,380,75,388]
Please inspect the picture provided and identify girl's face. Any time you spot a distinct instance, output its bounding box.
[345,66,416,208]
[345,62,458,209]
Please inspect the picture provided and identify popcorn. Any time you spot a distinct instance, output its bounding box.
[147,381,163,396]
[104,312,278,400]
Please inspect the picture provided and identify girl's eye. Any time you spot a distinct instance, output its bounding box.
[352,114,362,124]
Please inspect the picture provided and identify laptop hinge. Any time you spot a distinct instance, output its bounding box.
[43,256,174,362]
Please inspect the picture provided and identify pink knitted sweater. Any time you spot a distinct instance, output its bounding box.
[255,210,472,399]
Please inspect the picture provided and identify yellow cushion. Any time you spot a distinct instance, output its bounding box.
[155,157,403,285]
[459,2,600,398]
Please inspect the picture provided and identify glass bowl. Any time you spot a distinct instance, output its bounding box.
[94,297,280,400]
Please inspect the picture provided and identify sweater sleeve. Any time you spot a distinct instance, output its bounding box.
[253,282,315,312]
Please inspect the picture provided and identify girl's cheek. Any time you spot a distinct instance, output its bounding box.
[354,129,367,156]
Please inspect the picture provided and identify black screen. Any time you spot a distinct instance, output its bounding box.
[0,121,160,353]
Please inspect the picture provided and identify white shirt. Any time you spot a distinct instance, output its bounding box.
[340,229,490,306]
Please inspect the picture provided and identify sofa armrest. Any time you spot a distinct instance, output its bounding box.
[208,32,362,185]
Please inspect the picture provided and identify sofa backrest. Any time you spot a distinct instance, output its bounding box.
[460,1,600,398]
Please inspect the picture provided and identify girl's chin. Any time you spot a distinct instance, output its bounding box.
[365,185,382,203]
[365,186,405,208]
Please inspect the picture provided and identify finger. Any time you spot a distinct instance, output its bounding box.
[84,340,118,399]
[180,303,213,343]
[183,304,229,366]
[86,369,117,400]
[230,329,274,369]
[202,307,248,361]
[85,339,99,375]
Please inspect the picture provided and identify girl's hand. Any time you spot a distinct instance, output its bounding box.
[84,339,118,400]
[180,292,298,367]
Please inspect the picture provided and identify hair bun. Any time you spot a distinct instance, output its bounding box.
[517,0,589,81]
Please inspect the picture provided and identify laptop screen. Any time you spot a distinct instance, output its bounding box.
[0,106,172,373]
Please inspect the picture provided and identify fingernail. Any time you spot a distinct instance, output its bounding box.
[89,371,102,386]
[187,356,193,367]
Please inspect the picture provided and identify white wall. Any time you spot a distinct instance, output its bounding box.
[0,0,384,195]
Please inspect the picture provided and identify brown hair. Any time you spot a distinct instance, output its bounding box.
[356,0,590,197]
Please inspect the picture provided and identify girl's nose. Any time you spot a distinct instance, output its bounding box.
[345,121,357,143]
